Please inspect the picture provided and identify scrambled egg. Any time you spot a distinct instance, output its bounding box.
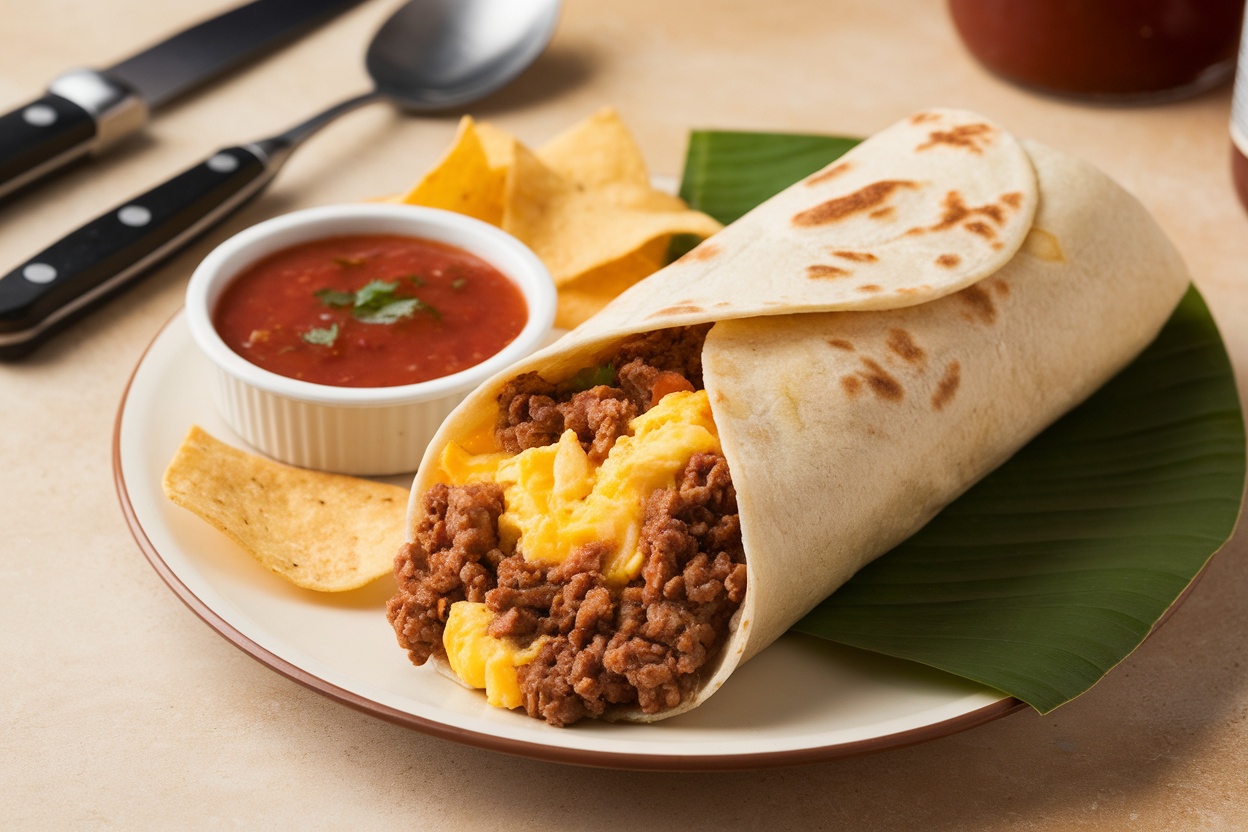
[443,602,547,709]
[437,389,722,707]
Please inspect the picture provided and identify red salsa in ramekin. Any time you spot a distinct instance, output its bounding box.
[212,234,529,388]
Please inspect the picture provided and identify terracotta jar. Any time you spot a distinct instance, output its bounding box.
[949,0,1245,102]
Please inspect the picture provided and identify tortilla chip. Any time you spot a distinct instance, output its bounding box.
[502,141,722,286]
[473,120,519,170]
[162,426,408,592]
[398,109,723,312]
[554,235,672,328]
[536,107,652,191]
[400,116,507,226]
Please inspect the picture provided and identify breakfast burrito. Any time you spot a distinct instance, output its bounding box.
[385,109,1190,726]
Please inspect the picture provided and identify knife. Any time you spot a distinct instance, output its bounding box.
[0,0,367,202]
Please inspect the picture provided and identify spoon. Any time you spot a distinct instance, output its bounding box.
[0,0,562,358]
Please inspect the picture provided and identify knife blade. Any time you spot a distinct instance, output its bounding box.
[0,0,366,202]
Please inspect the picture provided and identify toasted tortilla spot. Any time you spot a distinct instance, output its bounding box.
[858,358,904,402]
[1022,227,1065,262]
[807,161,852,185]
[869,207,896,220]
[840,375,863,398]
[679,242,721,263]
[910,111,942,125]
[957,284,997,325]
[917,123,996,154]
[828,338,856,351]
[649,304,704,317]
[908,190,1018,241]
[857,284,883,293]
[933,193,987,230]
[964,220,996,239]
[931,360,962,411]
[832,250,878,262]
[979,204,1006,223]
[938,194,993,230]
[807,264,851,279]
[1001,191,1023,208]
[886,329,925,364]
[792,180,919,226]
[936,254,961,268]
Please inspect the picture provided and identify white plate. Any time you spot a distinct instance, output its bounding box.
[114,311,1021,770]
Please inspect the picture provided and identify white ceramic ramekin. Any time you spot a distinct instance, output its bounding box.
[185,203,555,476]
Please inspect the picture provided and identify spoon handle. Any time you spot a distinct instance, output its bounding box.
[0,143,281,358]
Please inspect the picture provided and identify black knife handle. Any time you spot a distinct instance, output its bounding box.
[0,93,98,201]
[0,144,278,358]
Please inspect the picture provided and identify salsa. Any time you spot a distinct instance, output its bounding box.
[213,234,529,388]
[949,0,1244,101]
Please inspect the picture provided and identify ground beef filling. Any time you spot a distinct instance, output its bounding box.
[385,327,747,726]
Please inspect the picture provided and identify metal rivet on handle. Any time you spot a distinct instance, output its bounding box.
[207,153,239,173]
[23,263,57,284]
[118,205,152,227]
[22,105,58,127]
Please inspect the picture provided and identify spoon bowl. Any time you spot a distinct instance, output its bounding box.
[367,0,561,110]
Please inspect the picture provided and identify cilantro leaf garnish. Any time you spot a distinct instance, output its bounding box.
[451,278,467,290]
[355,297,420,324]
[352,279,400,310]
[314,288,355,308]
[302,323,339,346]
[412,298,442,322]
[314,278,441,326]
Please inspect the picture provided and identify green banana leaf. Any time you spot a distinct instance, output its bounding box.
[677,130,1246,713]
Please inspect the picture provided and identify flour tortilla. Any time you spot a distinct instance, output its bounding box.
[404,109,1190,721]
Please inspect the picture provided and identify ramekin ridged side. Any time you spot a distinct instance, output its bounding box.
[209,368,464,476]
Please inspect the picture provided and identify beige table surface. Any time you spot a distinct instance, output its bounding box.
[4,0,1248,828]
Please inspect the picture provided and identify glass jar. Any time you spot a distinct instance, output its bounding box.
[949,0,1245,103]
